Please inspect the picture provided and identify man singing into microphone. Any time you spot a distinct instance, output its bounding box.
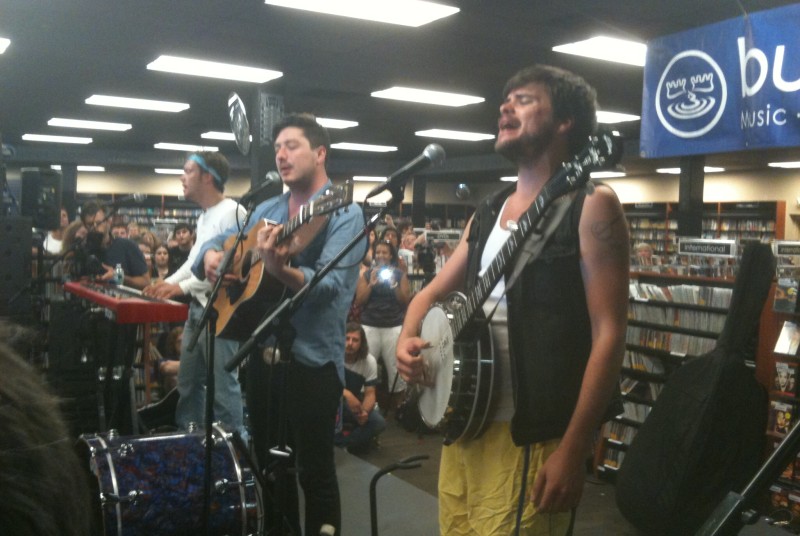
[397,65,629,534]
[195,113,364,535]
[144,151,247,436]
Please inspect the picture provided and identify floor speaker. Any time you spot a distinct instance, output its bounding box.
[21,167,62,230]
[47,301,101,435]
[0,216,32,317]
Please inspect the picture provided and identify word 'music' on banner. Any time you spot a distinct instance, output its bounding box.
[640,4,800,158]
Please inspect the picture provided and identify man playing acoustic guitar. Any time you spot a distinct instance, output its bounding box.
[197,113,364,536]
[396,65,630,535]
[144,151,247,436]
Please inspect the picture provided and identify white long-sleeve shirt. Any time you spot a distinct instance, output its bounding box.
[165,198,245,306]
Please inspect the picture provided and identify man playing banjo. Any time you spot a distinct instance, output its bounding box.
[396,64,630,534]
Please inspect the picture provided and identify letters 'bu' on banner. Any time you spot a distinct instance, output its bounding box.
[640,4,800,159]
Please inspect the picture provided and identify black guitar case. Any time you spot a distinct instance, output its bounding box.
[615,243,775,535]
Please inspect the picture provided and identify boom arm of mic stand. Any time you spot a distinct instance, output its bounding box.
[225,193,404,373]
[185,200,257,353]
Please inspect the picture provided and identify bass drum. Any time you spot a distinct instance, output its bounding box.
[77,424,259,536]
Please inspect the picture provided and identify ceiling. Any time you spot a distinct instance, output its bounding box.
[2,0,799,183]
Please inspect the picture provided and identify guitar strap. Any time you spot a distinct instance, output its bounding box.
[505,188,582,290]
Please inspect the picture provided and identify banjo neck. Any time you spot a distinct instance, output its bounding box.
[448,130,620,338]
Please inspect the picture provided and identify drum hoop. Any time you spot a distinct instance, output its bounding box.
[213,423,249,536]
[82,428,258,535]
[94,434,123,536]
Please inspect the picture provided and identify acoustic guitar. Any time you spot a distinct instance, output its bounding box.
[417,131,621,445]
[214,181,353,340]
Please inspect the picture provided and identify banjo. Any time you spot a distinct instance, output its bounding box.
[417,130,621,445]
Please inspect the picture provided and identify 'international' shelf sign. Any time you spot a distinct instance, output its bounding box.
[640,4,800,158]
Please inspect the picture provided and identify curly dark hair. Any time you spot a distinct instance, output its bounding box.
[271,113,331,164]
[502,64,598,154]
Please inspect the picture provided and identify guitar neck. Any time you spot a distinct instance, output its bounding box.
[275,206,308,244]
[450,181,562,336]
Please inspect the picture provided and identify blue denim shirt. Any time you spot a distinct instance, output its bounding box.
[192,181,365,382]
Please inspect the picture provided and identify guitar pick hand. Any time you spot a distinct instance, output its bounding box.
[256,222,305,293]
[396,335,432,384]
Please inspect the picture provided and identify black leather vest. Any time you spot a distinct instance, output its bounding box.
[465,184,622,445]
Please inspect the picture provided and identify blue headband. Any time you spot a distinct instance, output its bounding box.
[188,154,224,186]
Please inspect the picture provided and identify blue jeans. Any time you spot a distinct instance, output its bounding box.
[336,404,386,450]
[175,301,244,435]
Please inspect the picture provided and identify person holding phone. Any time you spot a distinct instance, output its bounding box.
[354,240,412,410]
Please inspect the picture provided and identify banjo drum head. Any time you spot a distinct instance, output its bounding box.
[418,305,455,427]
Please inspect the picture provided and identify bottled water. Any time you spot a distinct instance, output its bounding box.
[114,263,124,285]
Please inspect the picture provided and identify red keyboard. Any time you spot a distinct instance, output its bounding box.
[64,281,188,324]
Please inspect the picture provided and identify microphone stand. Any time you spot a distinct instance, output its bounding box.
[696,419,800,535]
[184,198,258,536]
[222,177,408,536]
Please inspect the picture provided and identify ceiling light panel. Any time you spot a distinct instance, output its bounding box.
[0,38,10,54]
[78,166,105,172]
[316,117,359,129]
[264,0,459,27]
[155,168,184,174]
[656,166,725,174]
[48,118,132,131]
[154,142,219,152]
[596,111,640,124]
[416,129,494,141]
[86,95,190,112]
[769,162,800,169]
[331,142,397,152]
[201,131,236,141]
[553,36,647,67]
[147,55,283,84]
[372,86,484,107]
[353,176,388,182]
[590,171,626,178]
[22,134,92,144]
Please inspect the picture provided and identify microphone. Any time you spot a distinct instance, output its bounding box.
[111,193,147,205]
[101,193,148,223]
[366,144,445,199]
[240,171,281,205]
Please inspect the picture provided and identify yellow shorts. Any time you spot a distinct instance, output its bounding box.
[438,421,573,535]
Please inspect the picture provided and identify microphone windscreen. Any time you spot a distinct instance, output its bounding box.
[423,144,446,165]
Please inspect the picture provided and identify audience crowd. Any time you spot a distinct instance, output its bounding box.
[40,205,462,453]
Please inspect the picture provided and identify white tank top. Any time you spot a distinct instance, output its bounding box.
[479,200,515,421]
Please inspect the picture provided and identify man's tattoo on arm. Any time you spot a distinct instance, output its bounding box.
[591,214,629,256]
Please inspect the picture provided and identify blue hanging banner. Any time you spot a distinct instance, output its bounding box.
[639,4,800,159]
